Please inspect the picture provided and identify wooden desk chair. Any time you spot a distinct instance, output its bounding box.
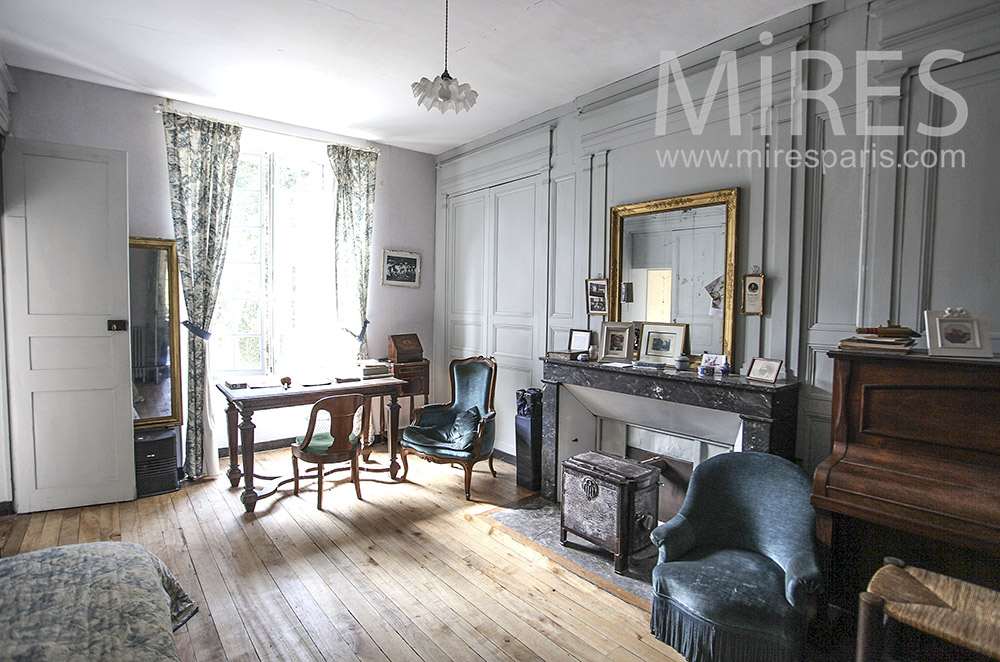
[291,394,367,509]
[857,558,1000,661]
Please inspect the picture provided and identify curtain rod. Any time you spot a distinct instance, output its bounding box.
[154,104,240,128]
[153,103,380,153]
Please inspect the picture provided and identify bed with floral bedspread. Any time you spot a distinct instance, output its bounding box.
[0,541,197,661]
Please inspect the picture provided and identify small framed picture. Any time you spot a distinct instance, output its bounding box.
[598,321,634,362]
[586,278,608,315]
[568,328,592,353]
[701,353,729,369]
[382,249,420,288]
[924,309,994,358]
[742,274,764,315]
[637,322,688,362]
[747,357,783,383]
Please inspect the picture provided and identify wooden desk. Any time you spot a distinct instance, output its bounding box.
[217,377,405,512]
[374,359,430,433]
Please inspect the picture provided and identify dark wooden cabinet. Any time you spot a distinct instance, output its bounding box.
[812,349,1000,611]
[389,359,429,400]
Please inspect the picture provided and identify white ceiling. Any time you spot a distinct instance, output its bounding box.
[0,0,815,154]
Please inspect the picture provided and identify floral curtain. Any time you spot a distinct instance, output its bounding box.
[327,144,379,359]
[162,110,242,479]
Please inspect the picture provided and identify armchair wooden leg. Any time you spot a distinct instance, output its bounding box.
[317,462,324,510]
[352,455,362,501]
[488,454,496,477]
[856,591,886,662]
[463,464,473,500]
[292,456,300,495]
[400,450,410,481]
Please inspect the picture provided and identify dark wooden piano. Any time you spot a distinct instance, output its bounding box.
[811,349,1000,613]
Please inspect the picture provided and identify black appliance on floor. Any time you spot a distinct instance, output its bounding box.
[135,427,180,497]
[514,388,543,491]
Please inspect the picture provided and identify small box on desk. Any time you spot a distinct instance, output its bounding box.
[388,334,423,363]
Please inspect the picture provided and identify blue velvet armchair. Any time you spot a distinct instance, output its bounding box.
[400,356,498,500]
[649,451,821,662]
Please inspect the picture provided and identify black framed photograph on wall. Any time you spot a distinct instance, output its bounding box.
[382,249,421,288]
[586,278,608,315]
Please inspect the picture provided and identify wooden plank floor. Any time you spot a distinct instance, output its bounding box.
[0,448,683,662]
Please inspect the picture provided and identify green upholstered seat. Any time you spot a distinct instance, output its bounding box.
[293,431,360,454]
[290,394,367,508]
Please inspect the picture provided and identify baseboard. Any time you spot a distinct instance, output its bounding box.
[0,501,13,516]
[493,449,515,465]
[218,437,295,458]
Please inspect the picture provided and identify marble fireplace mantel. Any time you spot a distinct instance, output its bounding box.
[540,358,800,501]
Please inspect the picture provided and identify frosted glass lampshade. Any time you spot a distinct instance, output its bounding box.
[412,72,478,113]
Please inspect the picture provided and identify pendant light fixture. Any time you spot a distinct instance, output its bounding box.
[412,0,478,113]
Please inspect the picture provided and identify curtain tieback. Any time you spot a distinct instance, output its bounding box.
[343,318,370,344]
[182,321,212,340]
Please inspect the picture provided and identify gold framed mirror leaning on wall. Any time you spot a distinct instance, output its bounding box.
[608,187,738,367]
[129,237,183,429]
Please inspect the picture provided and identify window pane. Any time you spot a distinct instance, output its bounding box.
[237,336,262,371]
[212,335,236,373]
[220,263,263,299]
[235,154,261,190]
[231,190,261,227]
[227,226,261,263]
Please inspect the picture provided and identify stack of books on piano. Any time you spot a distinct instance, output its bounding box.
[358,359,391,379]
[838,334,916,353]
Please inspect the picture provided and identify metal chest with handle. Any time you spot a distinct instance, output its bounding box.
[560,451,660,574]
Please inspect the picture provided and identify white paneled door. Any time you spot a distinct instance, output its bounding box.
[444,176,548,456]
[3,139,134,512]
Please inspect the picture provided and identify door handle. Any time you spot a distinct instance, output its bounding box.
[108,320,129,331]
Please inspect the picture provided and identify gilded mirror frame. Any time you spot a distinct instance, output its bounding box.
[608,187,739,366]
[129,237,183,430]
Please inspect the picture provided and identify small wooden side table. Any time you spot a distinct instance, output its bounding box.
[373,359,429,440]
[856,559,1000,661]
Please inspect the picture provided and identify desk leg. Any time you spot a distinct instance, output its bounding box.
[239,409,258,512]
[226,403,241,488]
[388,392,401,479]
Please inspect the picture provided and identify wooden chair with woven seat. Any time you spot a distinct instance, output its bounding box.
[291,393,368,509]
[856,557,1000,661]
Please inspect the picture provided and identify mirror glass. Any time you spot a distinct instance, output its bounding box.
[609,188,738,366]
[129,237,182,429]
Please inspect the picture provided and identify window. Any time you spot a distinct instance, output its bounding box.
[212,131,358,378]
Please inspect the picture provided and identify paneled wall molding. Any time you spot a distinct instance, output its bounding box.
[0,53,15,135]
[434,0,998,472]
[872,0,1000,61]
[437,125,552,196]
[573,6,812,117]
[579,39,804,155]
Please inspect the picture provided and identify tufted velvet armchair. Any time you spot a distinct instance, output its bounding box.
[400,356,497,500]
[649,451,821,662]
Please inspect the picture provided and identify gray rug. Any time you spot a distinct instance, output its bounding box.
[485,496,656,605]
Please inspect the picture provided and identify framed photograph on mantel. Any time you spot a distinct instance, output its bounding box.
[747,357,782,383]
[586,278,608,315]
[598,321,634,362]
[637,322,688,363]
[382,249,421,288]
[568,329,592,353]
